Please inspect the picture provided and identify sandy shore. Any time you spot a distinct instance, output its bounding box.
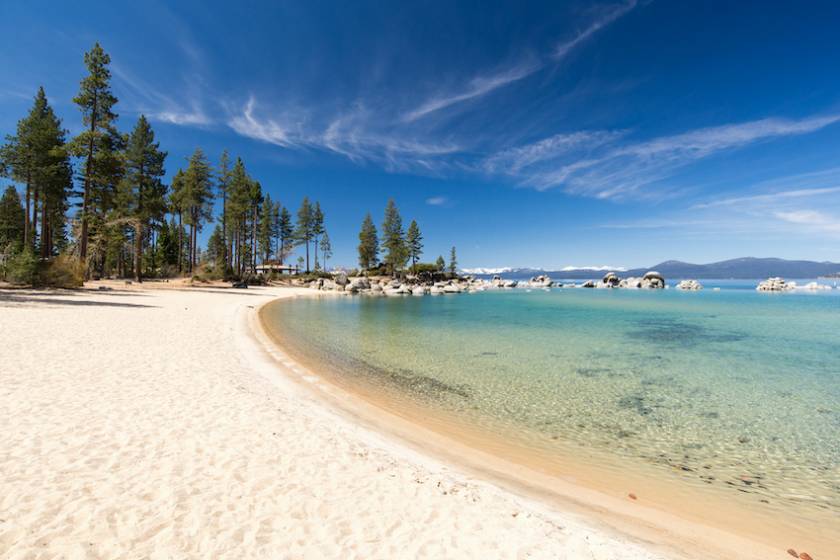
[0,284,784,559]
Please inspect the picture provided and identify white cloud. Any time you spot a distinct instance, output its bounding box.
[553,0,638,59]
[113,64,212,127]
[228,96,295,146]
[402,1,638,124]
[506,113,840,199]
[426,196,448,206]
[695,185,840,209]
[227,97,461,172]
[401,61,541,123]
[483,130,624,174]
[775,210,840,233]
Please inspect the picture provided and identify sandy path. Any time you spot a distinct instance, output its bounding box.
[0,285,669,559]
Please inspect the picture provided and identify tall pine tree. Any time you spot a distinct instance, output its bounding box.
[381,199,407,276]
[294,197,313,272]
[70,43,120,263]
[357,213,378,271]
[182,148,214,273]
[117,115,167,281]
[406,219,423,274]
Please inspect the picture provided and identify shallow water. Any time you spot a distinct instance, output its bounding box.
[263,287,840,538]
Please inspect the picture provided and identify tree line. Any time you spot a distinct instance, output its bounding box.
[0,42,334,284]
[357,198,456,277]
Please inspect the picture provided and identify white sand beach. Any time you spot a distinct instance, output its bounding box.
[0,285,790,559]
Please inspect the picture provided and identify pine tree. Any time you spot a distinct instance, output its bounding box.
[381,199,407,276]
[1,87,72,257]
[320,230,332,271]
[227,157,251,276]
[436,255,445,272]
[182,148,215,273]
[216,150,233,273]
[206,224,226,270]
[295,197,313,272]
[277,205,293,265]
[258,193,277,264]
[312,201,324,271]
[406,219,423,274]
[248,180,263,274]
[117,115,167,282]
[0,186,25,254]
[168,170,187,272]
[449,246,458,275]
[357,213,378,271]
[70,43,120,263]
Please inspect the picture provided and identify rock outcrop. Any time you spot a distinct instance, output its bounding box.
[756,277,794,292]
[676,279,703,291]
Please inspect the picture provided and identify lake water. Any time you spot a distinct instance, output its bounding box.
[262,285,840,547]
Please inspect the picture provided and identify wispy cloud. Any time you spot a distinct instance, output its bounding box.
[775,209,840,234]
[695,185,840,209]
[228,96,295,146]
[553,0,639,59]
[495,113,840,199]
[482,130,625,174]
[426,196,448,206]
[227,97,461,172]
[113,64,211,127]
[401,61,541,123]
[401,1,637,124]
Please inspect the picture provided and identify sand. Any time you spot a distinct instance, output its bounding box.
[0,284,777,559]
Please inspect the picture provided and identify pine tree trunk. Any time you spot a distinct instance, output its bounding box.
[24,175,31,249]
[80,102,97,261]
[40,201,49,259]
[222,192,227,272]
[32,187,39,250]
[134,221,142,283]
[251,205,257,274]
[177,210,183,273]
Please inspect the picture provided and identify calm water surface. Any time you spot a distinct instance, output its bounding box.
[263,286,840,531]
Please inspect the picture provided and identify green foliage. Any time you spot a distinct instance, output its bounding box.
[1,87,72,256]
[205,224,226,269]
[449,246,458,275]
[381,199,408,276]
[5,248,39,285]
[320,229,332,270]
[357,212,378,270]
[436,255,446,272]
[277,205,293,264]
[406,219,423,273]
[295,196,313,271]
[412,262,441,274]
[258,193,278,263]
[70,42,122,261]
[0,186,24,251]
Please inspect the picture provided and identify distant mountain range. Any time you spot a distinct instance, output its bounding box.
[464,258,840,280]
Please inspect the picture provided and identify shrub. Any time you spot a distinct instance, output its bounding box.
[41,255,84,288]
[5,249,39,285]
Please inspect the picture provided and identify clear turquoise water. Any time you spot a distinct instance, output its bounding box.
[263,288,840,523]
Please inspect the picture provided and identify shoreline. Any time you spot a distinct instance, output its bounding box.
[0,283,669,559]
[0,283,823,558]
[255,291,829,560]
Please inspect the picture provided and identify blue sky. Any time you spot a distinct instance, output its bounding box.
[2,0,840,269]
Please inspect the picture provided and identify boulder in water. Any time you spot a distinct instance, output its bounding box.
[676,279,703,291]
